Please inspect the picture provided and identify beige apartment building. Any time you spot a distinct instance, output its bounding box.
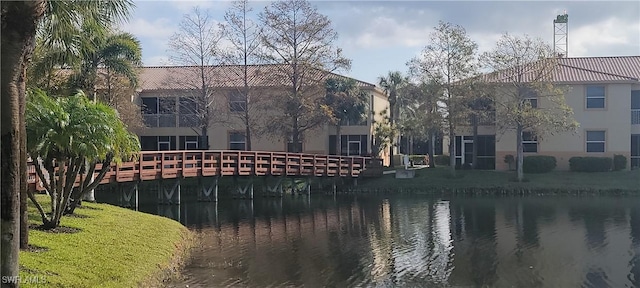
[134,65,390,161]
[452,56,640,171]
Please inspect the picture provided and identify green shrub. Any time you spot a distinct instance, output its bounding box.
[434,155,450,166]
[613,154,627,171]
[522,155,557,173]
[569,157,613,172]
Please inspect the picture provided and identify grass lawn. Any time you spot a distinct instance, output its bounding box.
[358,167,640,192]
[19,195,194,288]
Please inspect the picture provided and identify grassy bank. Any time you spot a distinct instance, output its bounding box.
[19,195,194,288]
[357,167,640,193]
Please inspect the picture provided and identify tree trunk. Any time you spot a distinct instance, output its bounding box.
[428,132,436,168]
[336,125,342,155]
[516,124,524,182]
[472,114,478,170]
[449,128,456,177]
[2,1,45,282]
[201,127,209,150]
[291,117,300,153]
[244,113,251,151]
[19,74,28,250]
[389,105,395,167]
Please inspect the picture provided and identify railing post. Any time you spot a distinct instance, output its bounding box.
[299,153,303,176]
[349,157,354,176]
[160,151,165,179]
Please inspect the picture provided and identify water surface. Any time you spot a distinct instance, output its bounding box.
[99,192,640,287]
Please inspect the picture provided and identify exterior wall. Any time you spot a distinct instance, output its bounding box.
[495,83,635,171]
[135,84,390,157]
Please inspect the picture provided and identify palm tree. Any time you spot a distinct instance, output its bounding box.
[378,71,407,167]
[325,78,369,155]
[26,89,140,229]
[2,0,133,276]
[69,25,142,101]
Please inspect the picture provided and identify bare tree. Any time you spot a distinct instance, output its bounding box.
[408,21,480,176]
[98,70,146,133]
[481,33,578,181]
[259,0,351,152]
[167,7,224,149]
[220,0,265,150]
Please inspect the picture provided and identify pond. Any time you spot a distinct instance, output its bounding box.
[98,191,640,287]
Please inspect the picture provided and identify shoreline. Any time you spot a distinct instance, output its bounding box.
[20,196,197,288]
[353,167,640,195]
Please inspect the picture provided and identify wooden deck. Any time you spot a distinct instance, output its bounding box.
[28,150,369,192]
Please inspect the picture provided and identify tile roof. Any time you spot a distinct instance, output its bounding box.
[483,56,640,83]
[138,64,376,91]
[555,56,640,82]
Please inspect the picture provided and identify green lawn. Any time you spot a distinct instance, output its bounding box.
[358,167,640,192]
[19,195,194,288]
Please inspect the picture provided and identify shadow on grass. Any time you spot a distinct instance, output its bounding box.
[21,244,50,253]
[29,224,82,234]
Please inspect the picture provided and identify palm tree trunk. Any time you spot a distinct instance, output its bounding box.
[2,1,45,281]
[19,72,29,249]
[389,106,395,167]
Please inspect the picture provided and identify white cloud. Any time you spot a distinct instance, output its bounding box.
[120,18,176,40]
[347,16,434,50]
[570,17,640,56]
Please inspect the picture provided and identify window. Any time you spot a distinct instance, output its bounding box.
[179,136,199,150]
[632,134,640,169]
[287,133,303,153]
[586,86,605,109]
[525,98,538,108]
[339,117,367,126]
[229,91,246,112]
[179,98,198,127]
[523,132,538,153]
[519,86,538,108]
[632,91,640,125]
[142,97,177,127]
[229,132,246,150]
[142,97,158,114]
[139,136,176,151]
[586,131,605,152]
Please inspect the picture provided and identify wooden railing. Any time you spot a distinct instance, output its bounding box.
[27,150,369,192]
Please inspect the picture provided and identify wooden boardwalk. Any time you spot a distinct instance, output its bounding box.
[27,150,369,192]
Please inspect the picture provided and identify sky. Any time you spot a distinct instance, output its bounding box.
[120,0,640,85]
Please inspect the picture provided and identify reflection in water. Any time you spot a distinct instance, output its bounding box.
[97,190,640,287]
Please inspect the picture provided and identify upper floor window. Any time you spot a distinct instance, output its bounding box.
[179,98,198,127]
[229,91,246,113]
[519,86,538,108]
[632,91,640,125]
[522,131,538,153]
[141,97,176,127]
[339,117,367,126]
[287,133,303,152]
[229,132,246,150]
[586,130,605,152]
[586,86,605,109]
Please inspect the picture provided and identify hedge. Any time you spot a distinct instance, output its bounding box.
[569,157,613,172]
[613,154,627,171]
[523,155,557,173]
[434,155,450,166]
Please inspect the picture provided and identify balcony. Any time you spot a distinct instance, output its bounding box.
[143,114,177,128]
[633,109,640,125]
[468,111,496,126]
